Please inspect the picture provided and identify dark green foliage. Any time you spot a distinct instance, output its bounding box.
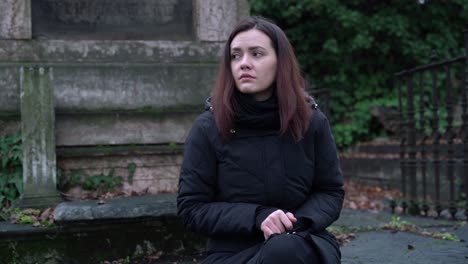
[249,0,468,149]
[59,168,121,192]
[0,131,23,208]
[58,163,137,193]
[127,162,136,184]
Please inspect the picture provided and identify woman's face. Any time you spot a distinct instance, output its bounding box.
[230,29,277,101]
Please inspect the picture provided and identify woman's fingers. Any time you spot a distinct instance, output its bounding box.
[277,211,294,230]
[262,226,273,240]
[260,210,296,239]
[286,212,297,223]
[263,216,284,233]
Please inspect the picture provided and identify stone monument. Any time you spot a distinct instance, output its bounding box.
[0,0,250,207]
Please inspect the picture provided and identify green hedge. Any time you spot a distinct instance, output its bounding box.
[249,0,468,149]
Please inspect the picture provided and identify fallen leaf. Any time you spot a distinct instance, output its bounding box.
[39,208,53,221]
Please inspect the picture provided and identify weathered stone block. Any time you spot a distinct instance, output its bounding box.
[52,64,215,112]
[32,0,193,40]
[0,40,223,63]
[0,0,31,39]
[54,194,178,222]
[56,112,198,146]
[195,0,238,41]
[0,63,216,114]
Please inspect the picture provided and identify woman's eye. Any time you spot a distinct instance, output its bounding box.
[252,51,263,57]
[231,53,241,60]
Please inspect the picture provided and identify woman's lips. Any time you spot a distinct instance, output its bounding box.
[239,74,255,80]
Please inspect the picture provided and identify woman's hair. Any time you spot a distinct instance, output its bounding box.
[211,16,312,141]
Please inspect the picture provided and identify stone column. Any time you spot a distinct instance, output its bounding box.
[0,0,32,39]
[194,0,249,42]
[18,67,62,208]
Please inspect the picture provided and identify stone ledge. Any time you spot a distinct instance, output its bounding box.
[0,40,223,63]
[54,194,178,224]
[0,222,55,237]
[0,63,215,113]
[0,194,205,263]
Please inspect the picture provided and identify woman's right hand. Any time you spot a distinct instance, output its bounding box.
[260,210,297,240]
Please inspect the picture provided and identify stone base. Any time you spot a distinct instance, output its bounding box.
[1,195,206,264]
[15,192,63,209]
[0,216,205,264]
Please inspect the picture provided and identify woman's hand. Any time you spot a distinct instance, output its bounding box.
[260,210,297,240]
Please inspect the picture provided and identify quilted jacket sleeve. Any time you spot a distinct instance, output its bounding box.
[177,113,259,236]
[294,111,345,233]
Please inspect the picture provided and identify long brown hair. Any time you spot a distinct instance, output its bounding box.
[211,16,312,141]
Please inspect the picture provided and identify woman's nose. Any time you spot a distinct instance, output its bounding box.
[240,55,251,69]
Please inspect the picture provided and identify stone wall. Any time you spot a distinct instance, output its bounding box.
[0,0,31,39]
[31,0,193,40]
[0,0,250,206]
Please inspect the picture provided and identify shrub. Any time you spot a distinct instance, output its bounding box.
[249,0,468,149]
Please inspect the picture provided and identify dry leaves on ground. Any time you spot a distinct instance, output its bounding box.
[343,180,402,212]
[329,229,356,247]
[8,207,55,227]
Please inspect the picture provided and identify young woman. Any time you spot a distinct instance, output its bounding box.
[177,16,344,264]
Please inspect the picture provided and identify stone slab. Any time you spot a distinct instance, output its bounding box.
[31,0,193,40]
[0,40,223,63]
[53,64,214,111]
[53,194,177,223]
[55,112,199,146]
[0,0,31,39]
[0,64,215,113]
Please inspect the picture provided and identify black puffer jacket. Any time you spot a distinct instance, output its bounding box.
[177,102,344,263]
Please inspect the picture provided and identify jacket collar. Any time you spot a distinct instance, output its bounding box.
[204,95,318,111]
[204,96,316,139]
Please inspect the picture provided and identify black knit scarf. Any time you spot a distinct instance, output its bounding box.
[233,90,280,131]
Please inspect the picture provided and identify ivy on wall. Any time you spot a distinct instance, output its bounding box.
[58,162,137,194]
[249,0,468,149]
[0,131,139,207]
[0,131,23,208]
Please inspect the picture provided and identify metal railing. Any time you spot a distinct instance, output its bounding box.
[393,30,468,219]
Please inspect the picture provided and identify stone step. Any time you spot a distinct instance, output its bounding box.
[0,194,206,264]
